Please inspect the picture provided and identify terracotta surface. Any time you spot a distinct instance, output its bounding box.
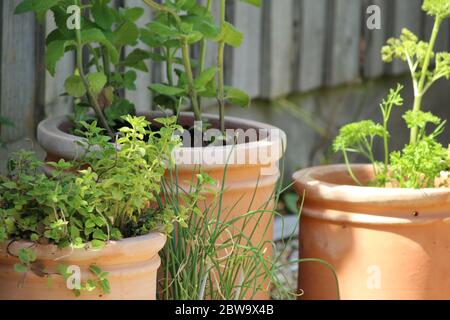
[37,112,287,300]
[293,164,450,300]
[0,233,166,300]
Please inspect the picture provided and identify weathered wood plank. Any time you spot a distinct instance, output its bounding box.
[44,13,75,117]
[124,0,153,113]
[388,0,422,75]
[363,0,389,78]
[261,0,295,99]
[230,0,262,99]
[295,0,327,92]
[0,0,38,142]
[325,0,362,87]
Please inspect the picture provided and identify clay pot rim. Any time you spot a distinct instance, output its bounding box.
[2,232,166,261]
[293,164,450,205]
[37,112,286,170]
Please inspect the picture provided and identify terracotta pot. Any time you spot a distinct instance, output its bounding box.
[293,164,450,300]
[37,112,286,299]
[0,233,166,300]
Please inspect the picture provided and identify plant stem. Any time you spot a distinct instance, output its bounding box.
[343,150,362,186]
[181,39,202,121]
[165,47,174,86]
[75,28,114,138]
[217,0,226,134]
[102,48,111,84]
[409,17,441,144]
[197,0,213,109]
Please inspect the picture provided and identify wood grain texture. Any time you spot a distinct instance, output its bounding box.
[261,0,295,99]
[230,0,262,98]
[44,12,74,117]
[295,0,327,92]
[0,0,38,143]
[325,0,362,87]
[124,0,153,113]
[363,0,389,79]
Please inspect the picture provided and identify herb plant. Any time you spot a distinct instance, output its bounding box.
[143,0,258,133]
[0,116,189,295]
[333,0,450,189]
[15,0,151,137]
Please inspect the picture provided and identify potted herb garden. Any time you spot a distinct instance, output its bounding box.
[13,0,286,300]
[293,0,450,300]
[0,115,187,299]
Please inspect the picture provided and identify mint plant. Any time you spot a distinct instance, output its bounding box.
[143,0,258,133]
[15,0,151,138]
[333,0,450,189]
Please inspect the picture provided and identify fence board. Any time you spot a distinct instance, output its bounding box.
[124,0,153,113]
[261,0,295,99]
[326,0,362,87]
[0,0,38,142]
[363,0,389,78]
[295,0,327,92]
[388,0,422,75]
[44,13,74,117]
[230,0,262,99]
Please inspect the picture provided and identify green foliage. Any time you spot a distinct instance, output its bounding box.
[56,263,110,297]
[0,117,192,295]
[333,0,450,189]
[422,0,450,19]
[15,0,153,136]
[142,0,253,131]
[158,168,300,300]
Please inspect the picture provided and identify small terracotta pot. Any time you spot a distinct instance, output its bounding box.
[37,112,286,299]
[0,233,166,300]
[293,164,450,300]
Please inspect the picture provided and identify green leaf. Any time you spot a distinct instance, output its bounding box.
[14,264,28,273]
[217,22,243,48]
[93,229,108,241]
[114,21,139,47]
[194,67,218,88]
[45,40,66,76]
[123,7,145,22]
[124,49,151,72]
[240,0,262,7]
[149,84,186,96]
[225,86,250,107]
[14,0,33,15]
[65,75,86,98]
[81,29,119,64]
[91,239,105,249]
[146,22,180,37]
[86,72,107,95]
[105,99,135,125]
[92,1,117,30]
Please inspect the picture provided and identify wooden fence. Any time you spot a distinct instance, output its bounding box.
[1,0,448,146]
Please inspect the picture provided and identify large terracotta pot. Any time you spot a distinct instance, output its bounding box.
[293,164,450,300]
[0,233,166,300]
[37,112,286,299]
